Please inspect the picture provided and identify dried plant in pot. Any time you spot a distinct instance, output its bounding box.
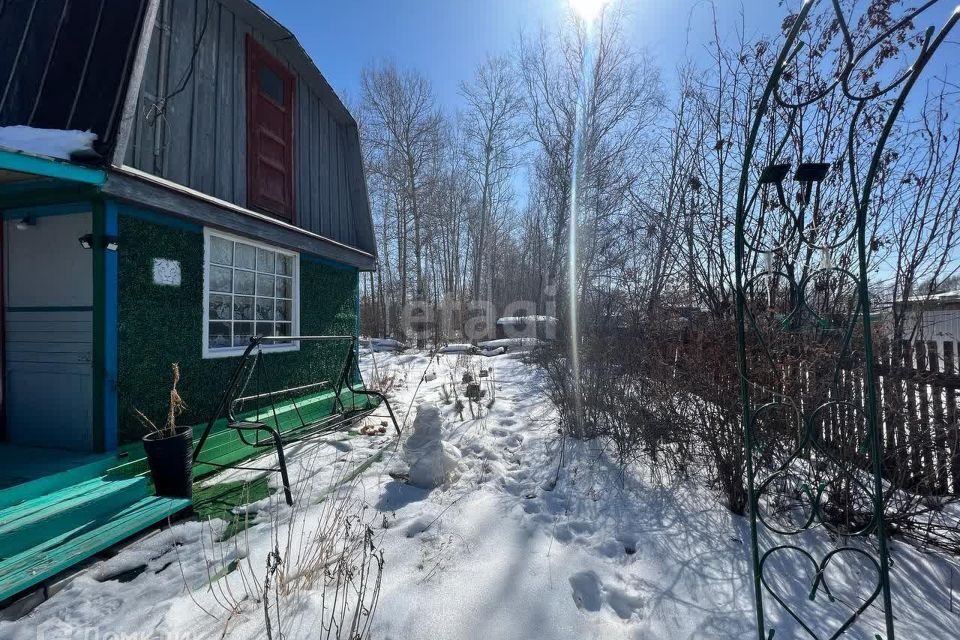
[136,363,193,498]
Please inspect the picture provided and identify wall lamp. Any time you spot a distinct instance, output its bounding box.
[78,233,119,251]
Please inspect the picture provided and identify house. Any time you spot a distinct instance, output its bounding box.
[886,290,960,367]
[0,0,376,604]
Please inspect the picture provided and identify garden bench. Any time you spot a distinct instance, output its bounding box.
[192,335,400,505]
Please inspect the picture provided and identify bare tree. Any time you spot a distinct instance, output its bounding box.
[361,63,443,314]
[460,56,525,302]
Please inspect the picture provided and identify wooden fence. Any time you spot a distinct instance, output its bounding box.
[668,329,960,497]
[874,340,960,495]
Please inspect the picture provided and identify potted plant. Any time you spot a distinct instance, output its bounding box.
[135,363,193,498]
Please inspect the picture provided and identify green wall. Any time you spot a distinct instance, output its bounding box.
[116,211,358,444]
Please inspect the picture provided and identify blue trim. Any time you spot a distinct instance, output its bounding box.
[354,273,361,384]
[103,202,119,452]
[301,253,359,272]
[117,204,202,233]
[2,201,92,219]
[0,149,106,185]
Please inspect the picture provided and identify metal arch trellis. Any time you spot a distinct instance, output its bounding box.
[734,1,960,639]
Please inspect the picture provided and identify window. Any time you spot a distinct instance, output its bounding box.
[246,35,295,220]
[203,229,299,358]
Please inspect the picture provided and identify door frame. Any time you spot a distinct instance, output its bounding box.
[1,201,112,452]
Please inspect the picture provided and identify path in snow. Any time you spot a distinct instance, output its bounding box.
[1,351,958,639]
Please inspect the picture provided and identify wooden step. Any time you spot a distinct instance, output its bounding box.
[0,454,118,512]
[0,495,190,602]
[0,476,146,534]
[0,477,149,560]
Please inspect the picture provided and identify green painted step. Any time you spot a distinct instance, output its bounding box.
[0,454,119,512]
[0,476,145,533]
[0,494,190,602]
[0,477,149,560]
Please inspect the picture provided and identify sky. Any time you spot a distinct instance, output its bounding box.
[255,0,790,112]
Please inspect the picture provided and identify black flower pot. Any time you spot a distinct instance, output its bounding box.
[142,426,194,499]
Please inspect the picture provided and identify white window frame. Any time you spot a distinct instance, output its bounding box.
[202,228,300,358]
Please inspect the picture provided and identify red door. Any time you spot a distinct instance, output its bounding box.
[246,36,295,221]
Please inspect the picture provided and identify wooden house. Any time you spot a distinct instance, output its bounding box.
[0,0,376,605]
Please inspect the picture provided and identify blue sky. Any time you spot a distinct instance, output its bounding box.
[254,0,960,115]
[256,0,788,111]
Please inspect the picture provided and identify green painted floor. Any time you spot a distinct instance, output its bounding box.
[0,386,378,605]
[0,445,113,491]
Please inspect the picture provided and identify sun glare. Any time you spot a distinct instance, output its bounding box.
[569,0,611,24]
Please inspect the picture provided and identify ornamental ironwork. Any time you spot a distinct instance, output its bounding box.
[734,2,959,638]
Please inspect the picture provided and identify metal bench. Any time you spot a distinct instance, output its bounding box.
[192,335,400,505]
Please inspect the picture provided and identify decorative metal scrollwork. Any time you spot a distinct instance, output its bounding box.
[734,2,960,638]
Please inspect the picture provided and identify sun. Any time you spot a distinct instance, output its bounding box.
[569,0,611,24]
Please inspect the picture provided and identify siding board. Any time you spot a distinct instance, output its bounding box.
[132,14,161,171]
[309,94,321,234]
[189,0,218,194]
[295,75,308,224]
[317,101,330,238]
[232,11,249,207]
[214,3,234,200]
[162,0,196,185]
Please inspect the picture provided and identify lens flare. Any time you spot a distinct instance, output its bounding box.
[569,0,610,24]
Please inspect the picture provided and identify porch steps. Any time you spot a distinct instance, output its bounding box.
[0,473,189,603]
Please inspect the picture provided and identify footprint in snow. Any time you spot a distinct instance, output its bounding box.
[569,570,603,612]
[569,570,644,621]
[404,514,434,538]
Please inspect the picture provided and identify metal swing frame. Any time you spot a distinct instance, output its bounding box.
[192,335,400,505]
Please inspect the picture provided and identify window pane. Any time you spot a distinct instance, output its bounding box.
[276,299,292,322]
[235,243,257,270]
[210,236,233,266]
[233,322,253,347]
[258,64,285,105]
[256,322,273,338]
[275,322,292,337]
[277,254,293,276]
[255,297,275,320]
[210,266,232,292]
[257,248,276,274]
[256,273,275,296]
[234,270,255,295]
[209,322,231,348]
[234,296,254,321]
[276,276,293,299]
[209,294,232,320]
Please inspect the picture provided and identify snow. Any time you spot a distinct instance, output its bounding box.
[480,346,506,357]
[438,343,476,353]
[477,337,541,350]
[2,351,959,639]
[0,126,97,160]
[496,315,558,326]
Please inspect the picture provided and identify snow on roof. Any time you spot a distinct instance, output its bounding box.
[496,315,559,326]
[0,126,97,161]
[897,289,960,306]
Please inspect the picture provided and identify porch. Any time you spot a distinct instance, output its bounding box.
[0,385,369,605]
